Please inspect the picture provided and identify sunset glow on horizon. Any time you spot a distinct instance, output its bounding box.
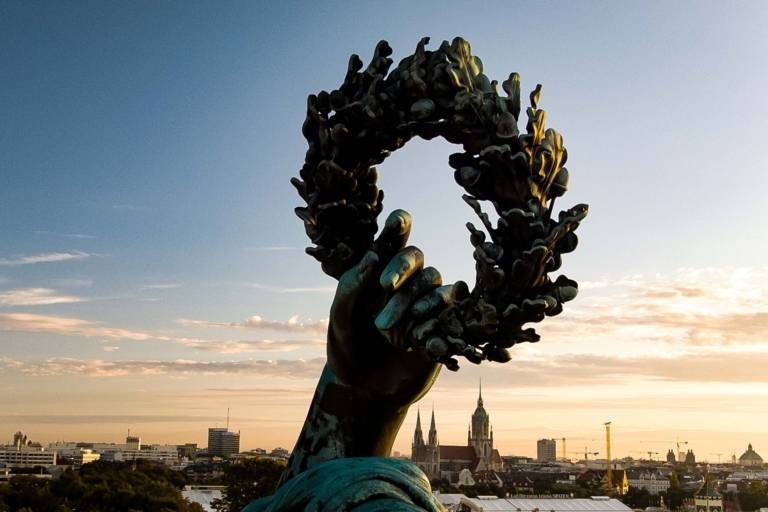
[2,1,768,463]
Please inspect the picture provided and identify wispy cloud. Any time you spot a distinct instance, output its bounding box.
[0,313,154,340]
[175,338,325,354]
[207,281,335,294]
[102,346,120,352]
[0,288,85,306]
[0,356,24,369]
[33,230,97,240]
[0,313,324,354]
[1,357,325,378]
[0,251,91,266]
[244,246,298,252]
[178,315,329,335]
[51,278,93,288]
[437,349,768,389]
[5,349,768,384]
[140,283,183,290]
[2,414,221,424]
[246,283,335,294]
[538,266,768,349]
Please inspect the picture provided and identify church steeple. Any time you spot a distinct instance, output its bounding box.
[428,408,438,446]
[478,378,483,407]
[413,409,424,447]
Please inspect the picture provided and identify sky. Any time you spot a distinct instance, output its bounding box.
[1,0,768,462]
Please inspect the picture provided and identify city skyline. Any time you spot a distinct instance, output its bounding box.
[2,1,768,462]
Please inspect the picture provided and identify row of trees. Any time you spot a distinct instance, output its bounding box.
[0,461,203,512]
[0,458,286,512]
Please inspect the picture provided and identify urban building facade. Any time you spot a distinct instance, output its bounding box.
[628,471,670,495]
[537,438,557,462]
[207,428,240,458]
[411,384,502,481]
[694,480,722,512]
[0,447,57,468]
[72,449,100,468]
[738,443,763,466]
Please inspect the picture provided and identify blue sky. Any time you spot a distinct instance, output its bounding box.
[1,1,768,458]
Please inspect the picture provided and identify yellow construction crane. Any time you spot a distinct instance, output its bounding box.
[560,436,599,462]
[605,422,612,492]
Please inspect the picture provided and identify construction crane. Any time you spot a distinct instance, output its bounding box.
[647,451,660,461]
[605,422,613,492]
[640,438,689,462]
[560,436,599,462]
[584,447,599,461]
[710,453,723,464]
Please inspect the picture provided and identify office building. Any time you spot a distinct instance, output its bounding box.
[537,438,557,462]
[208,428,240,458]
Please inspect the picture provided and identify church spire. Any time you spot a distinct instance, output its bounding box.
[413,409,424,447]
[428,408,438,446]
[478,378,483,407]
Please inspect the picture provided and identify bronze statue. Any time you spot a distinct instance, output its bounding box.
[246,37,587,511]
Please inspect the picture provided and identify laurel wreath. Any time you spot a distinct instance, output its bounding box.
[293,37,588,370]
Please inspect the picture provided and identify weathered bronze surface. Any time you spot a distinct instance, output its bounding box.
[294,37,588,370]
[248,38,587,511]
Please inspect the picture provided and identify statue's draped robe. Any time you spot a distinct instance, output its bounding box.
[243,457,445,511]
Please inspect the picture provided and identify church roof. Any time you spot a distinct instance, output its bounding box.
[473,380,488,418]
[696,480,720,498]
[739,443,763,462]
[441,445,477,461]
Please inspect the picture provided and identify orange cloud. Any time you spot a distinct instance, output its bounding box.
[0,313,324,353]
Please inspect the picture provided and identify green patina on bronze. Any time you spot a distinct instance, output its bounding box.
[247,38,587,511]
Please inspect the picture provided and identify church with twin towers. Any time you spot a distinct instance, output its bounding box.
[411,383,503,481]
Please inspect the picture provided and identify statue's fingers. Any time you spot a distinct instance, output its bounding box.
[379,246,424,292]
[375,266,441,342]
[372,209,412,257]
[331,251,380,316]
[411,284,456,319]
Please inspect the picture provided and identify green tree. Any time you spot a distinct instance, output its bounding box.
[669,472,680,489]
[1,476,59,512]
[623,487,653,509]
[0,461,204,512]
[738,481,768,512]
[212,459,284,512]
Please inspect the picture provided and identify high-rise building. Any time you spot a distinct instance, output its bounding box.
[178,443,198,460]
[537,438,557,462]
[12,431,28,449]
[126,435,141,451]
[208,428,240,458]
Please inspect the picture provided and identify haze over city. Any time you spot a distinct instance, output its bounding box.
[2,1,768,462]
